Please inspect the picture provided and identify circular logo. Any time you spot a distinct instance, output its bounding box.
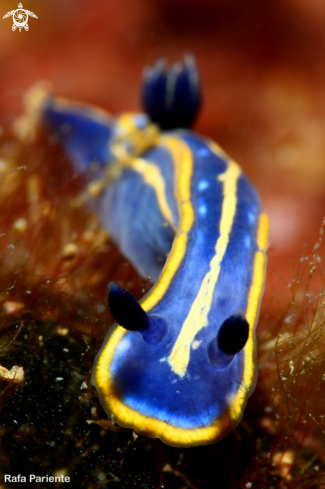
[13,9,28,30]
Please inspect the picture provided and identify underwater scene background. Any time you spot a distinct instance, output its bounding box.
[1,0,325,487]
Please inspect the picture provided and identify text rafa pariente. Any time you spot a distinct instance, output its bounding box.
[4,474,70,483]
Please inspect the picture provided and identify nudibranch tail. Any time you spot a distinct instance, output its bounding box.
[42,97,114,174]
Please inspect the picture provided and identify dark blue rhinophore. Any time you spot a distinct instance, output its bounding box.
[108,283,167,345]
[108,282,149,331]
[208,312,250,369]
[218,312,249,355]
[142,54,202,130]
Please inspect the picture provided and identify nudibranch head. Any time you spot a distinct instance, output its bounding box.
[92,316,253,447]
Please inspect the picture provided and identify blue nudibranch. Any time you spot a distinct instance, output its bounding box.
[41,55,269,447]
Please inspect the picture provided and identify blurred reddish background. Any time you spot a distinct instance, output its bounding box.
[1,0,325,311]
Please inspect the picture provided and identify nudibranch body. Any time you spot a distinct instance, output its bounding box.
[42,56,269,447]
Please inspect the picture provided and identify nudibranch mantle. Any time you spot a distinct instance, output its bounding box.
[40,56,269,447]
[93,131,269,447]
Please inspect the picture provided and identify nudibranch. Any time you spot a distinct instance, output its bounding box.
[41,55,269,447]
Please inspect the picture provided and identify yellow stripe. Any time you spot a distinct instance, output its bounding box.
[140,136,194,312]
[257,212,269,251]
[124,157,176,230]
[228,212,269,420]
[168,160,242,377]
[94,326,234,447]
